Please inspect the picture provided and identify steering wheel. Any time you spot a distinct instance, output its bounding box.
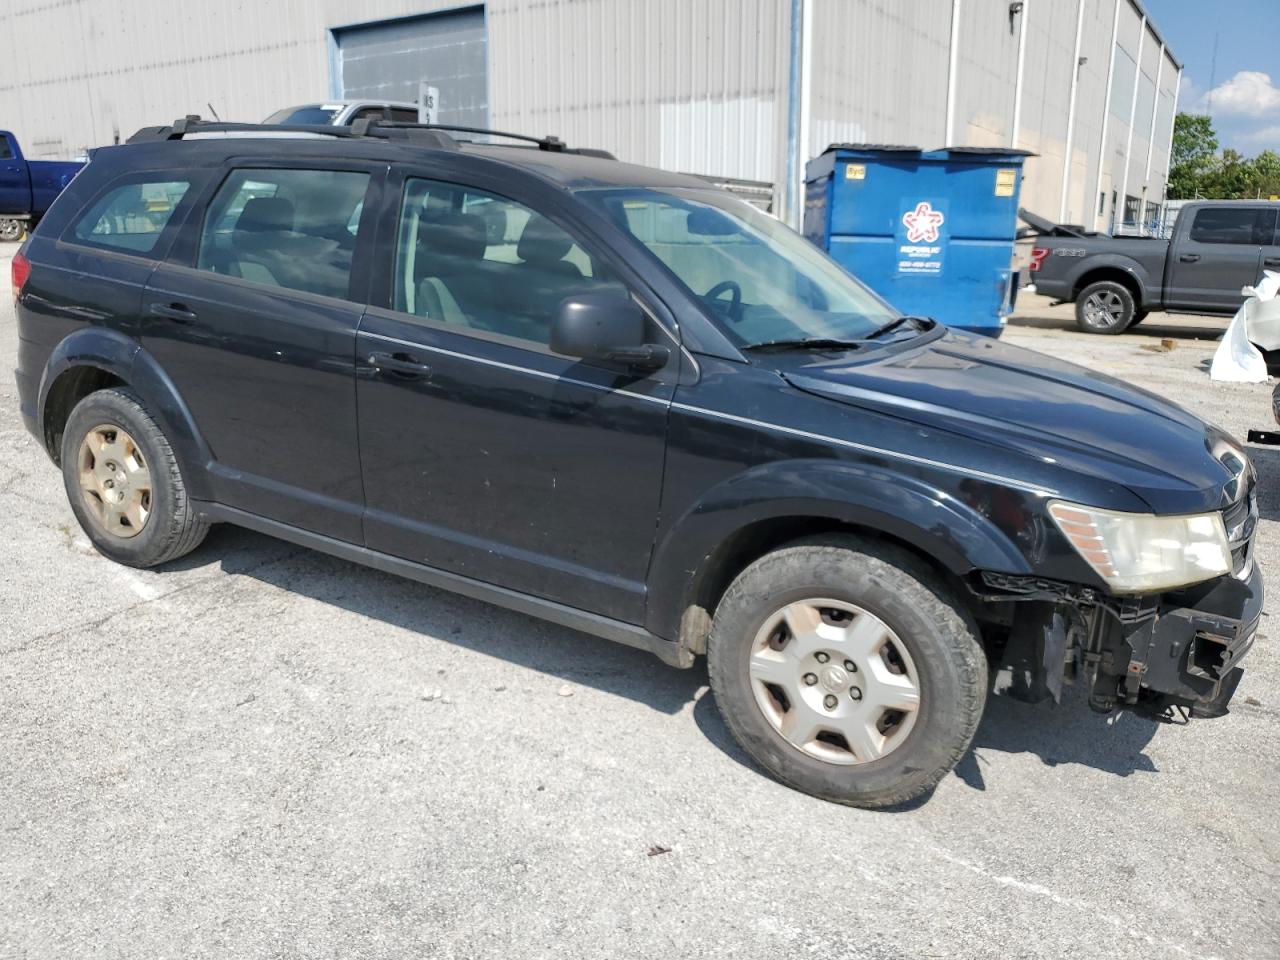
[703,280,744,323]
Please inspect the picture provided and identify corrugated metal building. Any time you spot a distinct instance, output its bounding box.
[0,0,1178,232]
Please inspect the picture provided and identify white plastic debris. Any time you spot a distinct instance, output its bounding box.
[1209,270,1279,383]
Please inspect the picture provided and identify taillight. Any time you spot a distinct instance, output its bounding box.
[11,251,31,305]
[1029,247,1049,272]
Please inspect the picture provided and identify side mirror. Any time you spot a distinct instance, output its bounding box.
[550,293,671,371]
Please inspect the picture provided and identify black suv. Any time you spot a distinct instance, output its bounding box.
[12,119,1262,807]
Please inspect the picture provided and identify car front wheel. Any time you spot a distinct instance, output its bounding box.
[707,535,987,808]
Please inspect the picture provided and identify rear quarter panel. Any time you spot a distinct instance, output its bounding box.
[1034,235,1168,306]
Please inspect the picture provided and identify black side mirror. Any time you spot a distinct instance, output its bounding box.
[550,293,671,371]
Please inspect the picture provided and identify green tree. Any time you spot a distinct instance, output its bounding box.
[1204,148,1255,199]
[1167,112,1218,199]
[1245,150,1280,199]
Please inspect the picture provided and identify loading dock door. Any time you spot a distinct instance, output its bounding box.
[335,8,488,128]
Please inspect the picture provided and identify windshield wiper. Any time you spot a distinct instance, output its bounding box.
[867,315,932,339]
[742,337,867,352]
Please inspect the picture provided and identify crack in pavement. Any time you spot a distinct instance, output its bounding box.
[1,546,309,657]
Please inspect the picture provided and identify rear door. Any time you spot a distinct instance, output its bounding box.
[1166,206,1273,311]
[354,168,677,623]
[0,133,30,214]
[143,161,383,542]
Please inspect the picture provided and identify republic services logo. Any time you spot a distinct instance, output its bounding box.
[902,201,945,243]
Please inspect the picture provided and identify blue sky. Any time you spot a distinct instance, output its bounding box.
[1146,0,1280,154]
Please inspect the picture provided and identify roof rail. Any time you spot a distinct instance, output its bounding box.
[355,120,614,158]
[126,115,615,159]
[127,115,377,144]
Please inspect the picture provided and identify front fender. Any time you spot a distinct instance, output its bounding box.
[645,458,1034,640]
[39,327,214,499]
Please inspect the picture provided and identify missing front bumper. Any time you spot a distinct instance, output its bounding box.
[984,562,1263,720]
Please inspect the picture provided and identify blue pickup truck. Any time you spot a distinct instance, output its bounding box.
[1,131,84,241]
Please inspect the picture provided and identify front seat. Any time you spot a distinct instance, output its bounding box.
[515,215,584,279]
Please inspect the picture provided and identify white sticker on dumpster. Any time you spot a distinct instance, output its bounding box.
[896,200,946,276]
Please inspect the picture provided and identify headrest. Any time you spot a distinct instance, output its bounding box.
[517,214,573,265]
[418,213,487,261]
[235,196,294,234]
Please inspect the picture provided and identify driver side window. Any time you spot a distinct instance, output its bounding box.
[393,178,625,346]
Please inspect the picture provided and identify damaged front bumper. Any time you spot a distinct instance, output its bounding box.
[980,561,1263,722]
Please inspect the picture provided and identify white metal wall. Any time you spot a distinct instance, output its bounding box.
[0,0,475,156]
[0,0,1177,229]
[487,0,791,186]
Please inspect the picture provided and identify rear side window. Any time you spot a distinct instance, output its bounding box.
[1189,208,1276,245]
[0,139,12,160]
[70,179,190,253]
[196,168,371,300]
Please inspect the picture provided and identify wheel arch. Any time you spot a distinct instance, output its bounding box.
[1073,263,1147,307]
[646,460,1033,652]
[38,328,214,498]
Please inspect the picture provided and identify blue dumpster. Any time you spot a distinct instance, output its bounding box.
[803,145,1030,337]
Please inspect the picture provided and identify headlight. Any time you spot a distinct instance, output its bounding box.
[1048,501,1231,593]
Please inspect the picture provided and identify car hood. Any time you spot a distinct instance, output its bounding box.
[773,330,1243,514]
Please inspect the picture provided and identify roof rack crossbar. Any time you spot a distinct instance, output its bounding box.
[367,121,567,152]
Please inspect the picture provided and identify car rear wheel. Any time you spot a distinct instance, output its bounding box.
[0,218,24,242]
[1075,280,1136,334]
[61,387,209,567]
[706,535,987,808]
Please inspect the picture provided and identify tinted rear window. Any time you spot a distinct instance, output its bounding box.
[196,167,370,300]
[1189,207,1276,245]
[71,179,191,253]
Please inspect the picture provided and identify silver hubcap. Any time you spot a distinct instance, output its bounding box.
[0,219,22,242]
[748,598,921,765]
[1083,290,1124,327]
[77,423,152,538]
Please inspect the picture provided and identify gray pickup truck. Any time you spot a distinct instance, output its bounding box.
[1026,200,1280,333]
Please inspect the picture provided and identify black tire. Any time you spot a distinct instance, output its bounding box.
[61,387,209,567]
[1075,280,1136,334]
[1129,309,1149,327]
[707,535,986,808]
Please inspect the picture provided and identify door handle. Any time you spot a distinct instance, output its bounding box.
[149,302,197,322]
[367,350,432,379]
[1179,253,1201,263]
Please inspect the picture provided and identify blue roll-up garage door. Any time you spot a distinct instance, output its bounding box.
[335,7,487,128]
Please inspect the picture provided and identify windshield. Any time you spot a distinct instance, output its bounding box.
[262,105,341,125]
[580,187,900,347]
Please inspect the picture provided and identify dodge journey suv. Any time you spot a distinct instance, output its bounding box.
[12,118,1262,807]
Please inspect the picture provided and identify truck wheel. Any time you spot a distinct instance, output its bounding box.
[706,535,987,808]
[0,219,24,242]
[61,387,209,568]
[1075,280,1136,334]
[1129,309,1149,327]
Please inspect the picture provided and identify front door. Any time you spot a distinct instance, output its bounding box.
[1166,206,1275,311]
[143,163,381,542]
[355,175,675,623]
